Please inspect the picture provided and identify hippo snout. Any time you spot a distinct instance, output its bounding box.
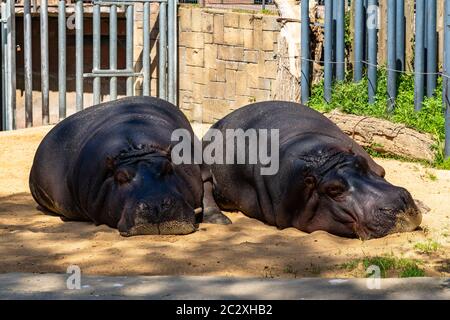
[118,198,196,237]
[359,187,422,239]
[388,188,422,235]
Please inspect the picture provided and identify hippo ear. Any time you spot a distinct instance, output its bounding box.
[105,156,116,171]
[165,145,173,162]
[160,159,174,176]
[304,176,316,187]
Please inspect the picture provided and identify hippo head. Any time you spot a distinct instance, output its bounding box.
[291,151,422,240]
[104,145,198,236]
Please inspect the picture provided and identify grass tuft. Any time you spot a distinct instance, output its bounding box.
[339,254,425,278]
[414,240,441,254]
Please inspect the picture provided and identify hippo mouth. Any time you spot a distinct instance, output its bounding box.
[119,220,197,237]
[389,207,423,234]
[354,206,423,240]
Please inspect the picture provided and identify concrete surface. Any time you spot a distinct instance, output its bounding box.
[0,273,449,299]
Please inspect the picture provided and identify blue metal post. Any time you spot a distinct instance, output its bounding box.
[1,2,6,130]
[395,0,405,72]
[444,0,450,157]
[354,0,364,82]
[168,0,177,105]
[414,0,426,111]
[4,0,16,130]
[387,0,397,112]
[367,0,378,104]
[40,0,49,124]
[324,0,333,102]
[24,0,33,127]
[336,0,345,81]
[75,0,84,111]
[109,4,118,100]
[142,2,151,96]
[93,3,101,105]
[159,1,167,100]
[126,5,134,97]
[301,0,310,104]
[426,0,437,97]
[58,0,67,119]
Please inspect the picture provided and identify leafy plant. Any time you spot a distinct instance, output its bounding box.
[309,70,448,169]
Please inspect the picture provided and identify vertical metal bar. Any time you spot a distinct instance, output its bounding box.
[331,0,336,79]
[58,0,66,119]
[24,0,33,127]
[336,0,345,81]
[354,0,364,82]
[426,0,437,97]
[395,0,405,72]
[262,0,266,11]
[40,0,49,124]
[300,0,310,104]
[0,2,5,130]
[324,0,333,102]
[387,0,397,112]
[159,1,167,100]
[173,0,177,105]
[93,2,101,105]
[444,0,450,158]
[110,4,117,100]
[75,0,84,111]
[5,0,15,130]
[126,4,134,96]
[168,0,176,104]
[367,0,378,104]
[143,2,151,96]
[414,0,426,111]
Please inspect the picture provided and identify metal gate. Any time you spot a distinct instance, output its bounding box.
[1,0,178,131]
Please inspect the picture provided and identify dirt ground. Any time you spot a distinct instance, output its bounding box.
[0,125,449,278]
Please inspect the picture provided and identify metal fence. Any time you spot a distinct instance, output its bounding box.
[301,0,450,158]
[178,0,275,10]
[0,0,178,131]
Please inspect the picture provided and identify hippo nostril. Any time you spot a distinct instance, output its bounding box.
[160,198,173,211]
[137,202,149,212]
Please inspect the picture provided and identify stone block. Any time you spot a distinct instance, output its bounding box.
[217,45,244,61]
[224,27,243,46]
[224,12,239,28]
[202,11,214,33]
[186,48,204,67]
[204,44,218,68]
[239,14,254,29]
[179,32,204,49]
[243,50,259,63]
[213,14,224,43]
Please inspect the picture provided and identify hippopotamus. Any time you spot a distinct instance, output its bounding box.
[29,96,203,236]
[201,101,422,239]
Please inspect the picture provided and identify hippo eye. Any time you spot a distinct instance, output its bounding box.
[325,182,347,198]
[114,169,134,185]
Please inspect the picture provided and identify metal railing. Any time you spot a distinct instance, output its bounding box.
[0,0,178,130]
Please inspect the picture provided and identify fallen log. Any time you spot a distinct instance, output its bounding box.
[324,110,436,162]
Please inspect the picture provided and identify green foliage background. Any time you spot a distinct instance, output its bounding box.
[308,70,449,169]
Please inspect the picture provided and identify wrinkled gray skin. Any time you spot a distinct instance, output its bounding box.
[202,101,422,239]
[29,97,203,236]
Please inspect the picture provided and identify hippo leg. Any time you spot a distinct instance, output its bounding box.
[201,169,232,225]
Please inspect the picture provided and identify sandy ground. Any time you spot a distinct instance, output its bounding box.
[0,125,449,278]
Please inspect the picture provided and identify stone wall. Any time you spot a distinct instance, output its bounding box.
[177,7,281,124]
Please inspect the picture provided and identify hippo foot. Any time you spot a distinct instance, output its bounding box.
[202,207,232,225]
